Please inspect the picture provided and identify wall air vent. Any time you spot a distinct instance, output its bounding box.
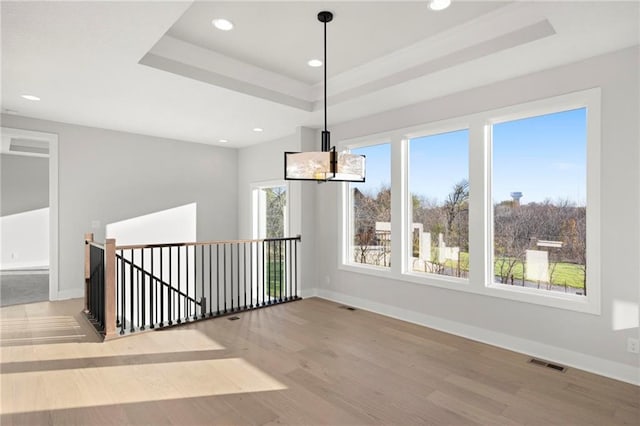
[339,305,357,311]
[9,138,49,155]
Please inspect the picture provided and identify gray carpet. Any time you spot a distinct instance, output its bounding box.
[0,273,49,307]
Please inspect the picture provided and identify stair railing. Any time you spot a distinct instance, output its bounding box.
[84,234,301,339]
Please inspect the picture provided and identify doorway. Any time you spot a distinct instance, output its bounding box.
[252,182,289,239]
[0,127,58,305]
[252,181,288,300]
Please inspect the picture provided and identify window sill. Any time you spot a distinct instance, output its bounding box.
[338,262,599,315]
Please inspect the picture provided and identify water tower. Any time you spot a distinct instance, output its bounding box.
[510,192,523,206]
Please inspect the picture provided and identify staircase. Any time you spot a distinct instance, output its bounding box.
[84,234,302,339]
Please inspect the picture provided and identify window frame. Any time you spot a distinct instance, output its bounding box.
[340,138,394,273]
[404,125,471,284]
[484,90,600,314]
[337,88,601,315]
[251,180,290,240]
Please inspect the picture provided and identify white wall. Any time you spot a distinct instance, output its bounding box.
[1,154,49,216]
[0,114,238,299]
[0,207,49,269]
[238,126,318,294]
[313,47,640,384]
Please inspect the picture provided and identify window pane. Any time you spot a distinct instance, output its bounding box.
[350,143,391,267]
[492,108,587,295]
[409,130,469,278]
[264,186,286,238]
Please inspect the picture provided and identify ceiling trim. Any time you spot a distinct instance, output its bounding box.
[325,19,556,108]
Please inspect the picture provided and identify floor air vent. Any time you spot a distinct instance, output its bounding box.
[228,316,240,321]
[339,306,357,311]
[529,358,567,372]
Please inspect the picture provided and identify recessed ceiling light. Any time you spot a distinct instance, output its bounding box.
[212,18,234,31]
[308,59,323,67]
[219,139,228,143]
[253,128,263,133]
[21,94,40,101]
[429,0,451,11]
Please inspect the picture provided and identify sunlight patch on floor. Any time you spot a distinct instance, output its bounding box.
[1,357,286,415]
[1,328,226,363]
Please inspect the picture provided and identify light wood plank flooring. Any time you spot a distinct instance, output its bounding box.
[1,297,638,425]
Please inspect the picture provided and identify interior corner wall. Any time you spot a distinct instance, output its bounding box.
[0,114,238,299]
[313,46,640,383]
[237,126,318,294]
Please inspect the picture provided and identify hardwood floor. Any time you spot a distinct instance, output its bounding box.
[1,297,638,425]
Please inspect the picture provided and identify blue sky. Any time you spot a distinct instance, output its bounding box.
[352,108,586,206]
[493,108,586,206]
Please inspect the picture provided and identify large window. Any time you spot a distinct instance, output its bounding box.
[349,143,391,268]
[492,108,587,295]
[409,129,469,279]
[340,89,599,313]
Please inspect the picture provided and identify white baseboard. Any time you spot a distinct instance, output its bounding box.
[55,288,84,301]
[315,288,640,386]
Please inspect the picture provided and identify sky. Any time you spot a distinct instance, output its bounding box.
[352,108,587,207]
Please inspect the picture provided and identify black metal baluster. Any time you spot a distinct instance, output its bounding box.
[177,246,182,324]
[130,249,135,332]
[285,239,289,301]
[216,244,220,315]
[289,239,293,300]
[160,247,165,327]
[249,241,253,308]
[236,243,240,310]
[224,243,227,313]
[209,244,213,316]
[186,245,190,321]
[263,241,266,306]
[209,244,213,317]
[269,240,273,304]
[279,239,283,302]
[192,245,196,320]
[289,239,292,299]
[141,249,146,330]
[168,246,173,325]
[229,243,233,312]
[294,239,298,298]
[243,242,247,309]
[120,250,125,334]
[138,268,141,329]
[116,251,120,328]
[150,248,155,329]
[201,245,205,319]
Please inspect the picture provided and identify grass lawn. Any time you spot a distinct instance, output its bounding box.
[494,258,585,289]
[430,250,585,290]
[267,260,284,298]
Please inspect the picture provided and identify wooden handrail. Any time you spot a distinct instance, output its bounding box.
[114,235,301,251]
[86,241,105,249]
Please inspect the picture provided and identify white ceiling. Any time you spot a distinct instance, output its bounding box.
[1,1,639,148]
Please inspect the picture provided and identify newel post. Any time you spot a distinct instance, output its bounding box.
[104,238,117,338]
[84,233,93,313]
